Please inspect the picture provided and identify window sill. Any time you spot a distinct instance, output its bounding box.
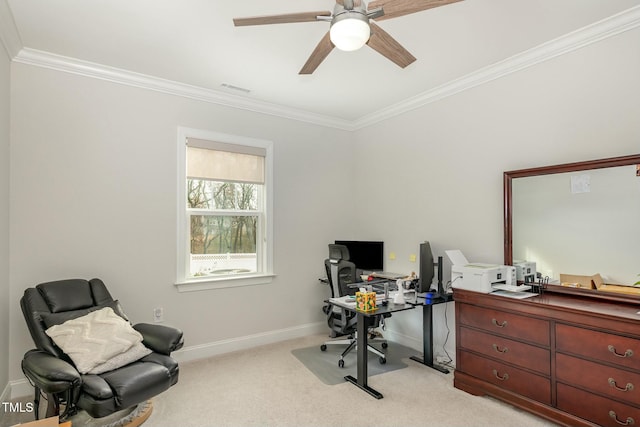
[174,273,275,292]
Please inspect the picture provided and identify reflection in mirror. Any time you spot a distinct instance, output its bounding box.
[512,165,639,285]
[504,154,640,301]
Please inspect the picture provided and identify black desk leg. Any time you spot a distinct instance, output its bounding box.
[344,314,384,399]
[410,304,450,374]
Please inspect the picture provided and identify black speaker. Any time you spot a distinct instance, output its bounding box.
[418,242,434,293]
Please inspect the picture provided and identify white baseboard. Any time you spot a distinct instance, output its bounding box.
[0,382,10,426]
[382,329,422,351]
[1,382,10,403]
[8,321,326,399]
[170,321,326,363]
[9,378,32,400]
[2,379,35,425]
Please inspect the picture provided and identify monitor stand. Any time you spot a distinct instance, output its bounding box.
[410,256,451,374]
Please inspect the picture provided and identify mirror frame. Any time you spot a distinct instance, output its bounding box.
[504,153,640,302]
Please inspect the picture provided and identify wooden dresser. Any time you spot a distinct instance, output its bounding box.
[454,288,640,427]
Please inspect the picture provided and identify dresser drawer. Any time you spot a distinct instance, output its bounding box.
[458,350,551,404]
[557,353,640,406]
[557,323,640,371]
[459,326,550,375]
[558,383,640,427]
[458,304,550,346]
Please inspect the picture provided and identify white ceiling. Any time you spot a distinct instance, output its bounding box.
[4,0,640,126]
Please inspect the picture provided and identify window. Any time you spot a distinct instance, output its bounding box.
[176,128,273,291]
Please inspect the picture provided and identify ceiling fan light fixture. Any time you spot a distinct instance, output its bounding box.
[329,12,370,52]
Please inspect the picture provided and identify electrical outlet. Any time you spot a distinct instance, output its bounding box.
[153,307,164,323]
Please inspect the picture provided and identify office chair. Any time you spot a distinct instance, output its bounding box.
[320,244,388,367]
[20,278,183,420]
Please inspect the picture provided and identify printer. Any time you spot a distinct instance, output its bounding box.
[514,260,537,283]
[446,250,516,294]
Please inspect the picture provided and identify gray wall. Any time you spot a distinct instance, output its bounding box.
[353,25,640,271]
[8,63,355,383]
[0,36,11,399]
[351,26,640,356]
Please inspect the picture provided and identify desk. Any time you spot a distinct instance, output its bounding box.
[409,293,453,373]
[329,296,415,399]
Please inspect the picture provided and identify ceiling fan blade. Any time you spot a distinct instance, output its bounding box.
[233,11,331,26]
[367,0,463,21]
[367,22,416,68]
[299,32,335,75]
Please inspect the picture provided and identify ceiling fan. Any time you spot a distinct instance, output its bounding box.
[233,0,463,74]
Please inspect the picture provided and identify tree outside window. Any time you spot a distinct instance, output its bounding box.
[187,180,260,276]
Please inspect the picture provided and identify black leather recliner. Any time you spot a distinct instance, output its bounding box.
[20,278,184,420]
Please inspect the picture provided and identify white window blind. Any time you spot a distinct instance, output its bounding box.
[186,138,265,184]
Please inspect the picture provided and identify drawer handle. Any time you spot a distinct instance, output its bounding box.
[492,369,509,381]
[609,378,635,392]
[609,345,634,358]
[609,410,635,426]
[491,319,508,328]
[492,344,508,354]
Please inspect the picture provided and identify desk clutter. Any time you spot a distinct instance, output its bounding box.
[354,281,411,310]
[321,241,452,399]
[448,250,539,298]
[355,291,376,311]
[336,286,415,310]
[447,248,640,299]
[560,273,640,295]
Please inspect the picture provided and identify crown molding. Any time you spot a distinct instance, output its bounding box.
[13,48,356,131]
[10,5,640,132]
[0,0,22,58]
[352,5,640,130]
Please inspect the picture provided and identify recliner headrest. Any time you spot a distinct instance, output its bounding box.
[22,278,118,357]
[36,279,95,313]
[328,244,350,263]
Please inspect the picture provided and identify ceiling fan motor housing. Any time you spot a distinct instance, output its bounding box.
[330,9,371,51]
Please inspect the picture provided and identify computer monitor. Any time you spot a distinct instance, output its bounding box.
[418,241,435,293]
[334,240,384,272]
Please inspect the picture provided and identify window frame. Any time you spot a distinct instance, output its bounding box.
[176,127,274,292]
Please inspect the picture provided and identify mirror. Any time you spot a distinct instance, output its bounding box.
[504,154,640,302]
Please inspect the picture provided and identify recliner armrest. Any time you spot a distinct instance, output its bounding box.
[22,350,81,394]
[133,323,184,355]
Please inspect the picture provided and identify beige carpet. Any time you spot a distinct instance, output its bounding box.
[4,334,557,426]
[143,334,558,427]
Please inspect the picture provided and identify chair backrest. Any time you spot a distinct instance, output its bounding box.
[323,244,360,335]
[20,278,123,358]
[324,244,386,335]
[324,244,357,298]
